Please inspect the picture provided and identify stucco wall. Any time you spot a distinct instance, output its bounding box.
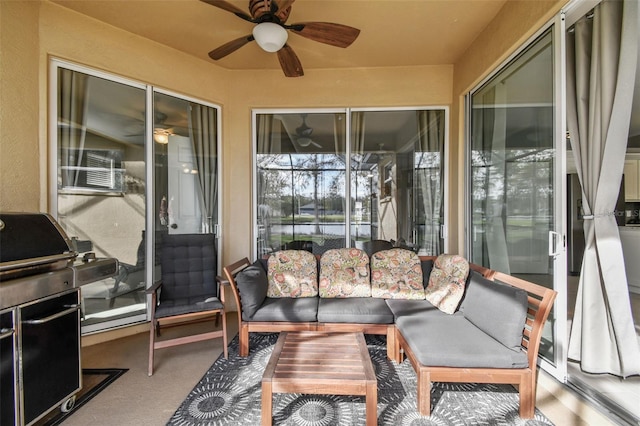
[0,1,41,211]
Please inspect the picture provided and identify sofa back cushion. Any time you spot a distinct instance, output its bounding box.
[460,271,528,351]
[370,248,425,299]
[319,248,371,298]
[234,260,268,319]
[267,250,318,298]
[425,254,469,314]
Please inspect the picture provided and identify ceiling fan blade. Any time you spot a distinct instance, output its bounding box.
[277,44,304,77]
[289,22,360,48]
[208,35,254,60]
[310,140,322,148]
[274,0,295,21]
[200,0,253,22]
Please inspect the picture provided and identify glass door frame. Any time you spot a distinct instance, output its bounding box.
[251,106,450,259]
[49,59,223,335]
[464,14,568,382]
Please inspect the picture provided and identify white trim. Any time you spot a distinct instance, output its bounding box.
[551,10,569,383]
[145,86,154,321]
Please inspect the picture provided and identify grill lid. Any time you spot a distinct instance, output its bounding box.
[0,213,76,278]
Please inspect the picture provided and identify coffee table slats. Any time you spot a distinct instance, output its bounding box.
[261,331,378,425]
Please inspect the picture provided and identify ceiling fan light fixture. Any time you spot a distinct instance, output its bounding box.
[252,22,288,52]
[154,129,170,144]
[297,137,312,147]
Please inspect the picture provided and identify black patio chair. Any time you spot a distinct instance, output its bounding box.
[147,233,228,376]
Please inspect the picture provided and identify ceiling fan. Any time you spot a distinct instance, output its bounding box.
[295,114,321,148]
[126,112,179,144]
[201,0,361,77]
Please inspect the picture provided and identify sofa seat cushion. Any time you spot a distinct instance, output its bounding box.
[385,299,441,320]
[370,248,425,299]
[396,314,528,368]
[317,297,394,324]
[249,297,319,322]
[460,271,528,351]
[319,248,371,298]
[425,254,469,314]
[234,260,268,320]
[267,250,318,298]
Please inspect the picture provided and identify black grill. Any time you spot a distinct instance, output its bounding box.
[0,212,118,425]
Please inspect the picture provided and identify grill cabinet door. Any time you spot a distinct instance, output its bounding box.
[20,289,81,425]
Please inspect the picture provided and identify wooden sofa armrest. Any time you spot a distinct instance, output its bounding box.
[222,257,253,337]
[492,271,558,371]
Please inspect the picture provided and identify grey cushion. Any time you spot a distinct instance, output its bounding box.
[385,298,440,320]
[396,313,528,368]
[234,261,269,320]
[460,271,528,351]
[318,298,394,324]
[250,297,318,322]
[159,233,217,301]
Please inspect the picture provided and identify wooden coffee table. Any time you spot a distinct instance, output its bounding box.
[261,331,378,425]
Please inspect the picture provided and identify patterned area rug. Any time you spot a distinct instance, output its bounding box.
[168,333,554,425]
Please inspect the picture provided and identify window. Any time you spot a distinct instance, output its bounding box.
[60,148,124,193]
[254,108,447,258]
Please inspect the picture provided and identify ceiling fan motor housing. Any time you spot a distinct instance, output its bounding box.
[249,0,290,23]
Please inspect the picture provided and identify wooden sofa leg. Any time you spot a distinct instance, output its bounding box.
[417,369,432,416]
[386,325,397,361]
[519,370,535,418]
[239,324,249,357]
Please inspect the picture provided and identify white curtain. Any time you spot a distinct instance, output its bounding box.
[416,110,444,255]
[188,103,218,234]
[58,68,89,188]
[567,0,640,377]
[476,85,511,273]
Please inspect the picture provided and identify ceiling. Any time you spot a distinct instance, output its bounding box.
[51,0,640,148]
[51,0,508,73]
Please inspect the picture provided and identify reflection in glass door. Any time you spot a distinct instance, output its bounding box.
[153,90,221,281]
[53,62,221,334]
[55,65,148,332]
[350,109,446,255]
[468,29,560,364]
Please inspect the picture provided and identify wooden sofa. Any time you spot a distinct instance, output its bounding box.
[222,250,556,419]
[392,270,556,418]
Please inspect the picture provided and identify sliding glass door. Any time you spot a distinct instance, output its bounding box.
[468,28,563,370]
[52,60,221,334]
[254,108,447,258]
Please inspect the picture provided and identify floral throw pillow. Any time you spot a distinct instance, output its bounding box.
[319,248,371,298]
[267,250,318,298]
[370,248,424,299]
[425,254,469,314]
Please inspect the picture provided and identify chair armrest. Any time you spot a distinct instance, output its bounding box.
[146,279,163,295]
